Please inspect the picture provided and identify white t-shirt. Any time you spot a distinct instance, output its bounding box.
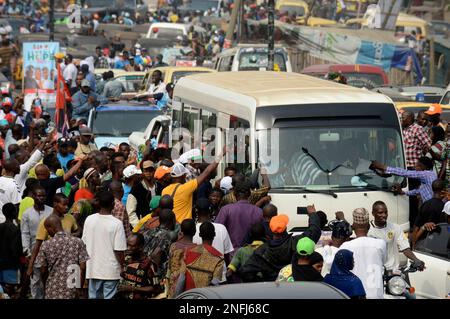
[315,245,339,277]
[193,221,234,282]
[340,236,387,299]
[82,213,127,280]
[63,63,78,88]
[368,221,410,272]
[148,81,166,95]
[0,176,22,223]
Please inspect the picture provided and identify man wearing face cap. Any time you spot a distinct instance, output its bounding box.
[72,79,108,120]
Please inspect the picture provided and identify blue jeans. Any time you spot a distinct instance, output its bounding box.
[88,279,119,299]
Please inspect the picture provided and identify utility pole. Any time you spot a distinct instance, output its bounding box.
[49,0,55,41]
[268,0,275,71]
[224,0,242,49]
[430,37,435,85]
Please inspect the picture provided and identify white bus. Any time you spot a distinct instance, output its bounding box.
[171,71,409,232]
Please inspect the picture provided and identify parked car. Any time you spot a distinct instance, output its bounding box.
[214,44,293,72]
[409,223,449,299]
[373,85,446,103]
[87,102,162,148]
[146,22,207,43]
[301,64,388,89]
[176,282,349,299]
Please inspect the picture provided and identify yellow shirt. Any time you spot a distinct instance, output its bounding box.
[18,197,34,221]
[36,214,78,241]
[162,179,198,224]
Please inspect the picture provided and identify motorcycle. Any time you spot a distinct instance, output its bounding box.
[384,262,420,299]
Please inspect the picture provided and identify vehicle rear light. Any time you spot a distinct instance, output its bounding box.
[153,28,159,33]
[409,287,415,294]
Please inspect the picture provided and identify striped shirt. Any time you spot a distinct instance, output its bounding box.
[386,167,437,201]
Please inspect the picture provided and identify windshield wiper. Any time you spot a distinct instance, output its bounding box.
[271,186,338,198]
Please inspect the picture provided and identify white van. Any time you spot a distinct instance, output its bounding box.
[214,44,293,72]
[170,71,409,232]
[146,22,206,42]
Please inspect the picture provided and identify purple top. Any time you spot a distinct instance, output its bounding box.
[215,200,263,254]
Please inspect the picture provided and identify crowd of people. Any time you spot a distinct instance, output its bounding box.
[0,90,448,299]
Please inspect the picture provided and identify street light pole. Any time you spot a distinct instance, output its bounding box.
[268,0,275,71]
[49,0,55,41]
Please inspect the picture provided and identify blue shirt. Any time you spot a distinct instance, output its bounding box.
[114,59,130,70]
[386,167,437,202]
[72,90,108,119]
[57,153,75,172]
[85,72,96,92]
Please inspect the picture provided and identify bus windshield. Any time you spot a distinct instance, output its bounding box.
[258,126,405,191]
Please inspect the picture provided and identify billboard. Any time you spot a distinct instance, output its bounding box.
[22,42,60,112]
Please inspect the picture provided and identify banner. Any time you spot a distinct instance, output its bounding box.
[22,42,60,112]
[356,40,396,70]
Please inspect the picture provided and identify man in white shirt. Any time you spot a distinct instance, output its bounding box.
[340,208,387,299]
[82,191,127,299]
[192,198,233,282]
[63,54,78,88]
[147,70,166,96]
[0,159,22,223]
[368,201,425,272]
[20,185,52,299]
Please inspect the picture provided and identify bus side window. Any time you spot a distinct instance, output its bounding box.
[182,103,200,148]
[441,92,450,105]
[227,55,235,71]
[227,116,251,176]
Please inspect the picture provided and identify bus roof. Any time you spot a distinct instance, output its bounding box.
[174,71,393,110]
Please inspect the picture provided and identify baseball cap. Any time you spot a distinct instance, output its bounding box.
[142,160,155,169]
[54,52,65,59]
[425,104,442,115]
[154,165,171,180]
[269,214,289,234]
[220,176,233,192]
[443,201,450,216]
[296,237,315,256]
[170,162,189,178]
[81,79,90,88]
[79,126,93,136]
[123,165,142,179]
[2,97,12,106]
[149,196,161,210]
[352,207,369,225]
[134,43,142,49]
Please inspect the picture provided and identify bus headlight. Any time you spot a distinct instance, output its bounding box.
[388,276,407,296]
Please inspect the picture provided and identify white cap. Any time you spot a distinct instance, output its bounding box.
[0,28,6,35]
[220,176,233,192]
[170,163,190,177]
[178,149,202,164]
[213,36,219,42]
[4,25,12,33]
[123,165,142,178]
[443,201,450,216]
[134,43,141,49]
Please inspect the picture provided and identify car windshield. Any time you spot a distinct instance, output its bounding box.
[258,126,405,191]
[343,73,385,89]
[171,71,210,83]
[116,75,145,92]
[278,5,306,16]
[239,52,287,71]
[93,110,160,136]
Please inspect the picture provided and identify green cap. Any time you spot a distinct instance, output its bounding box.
[149,196,161,210]
[296,237,315,256]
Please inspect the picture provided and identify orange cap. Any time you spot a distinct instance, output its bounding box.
[269,214,289,234]
[154,165,171,180]
[425,104,442,115]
